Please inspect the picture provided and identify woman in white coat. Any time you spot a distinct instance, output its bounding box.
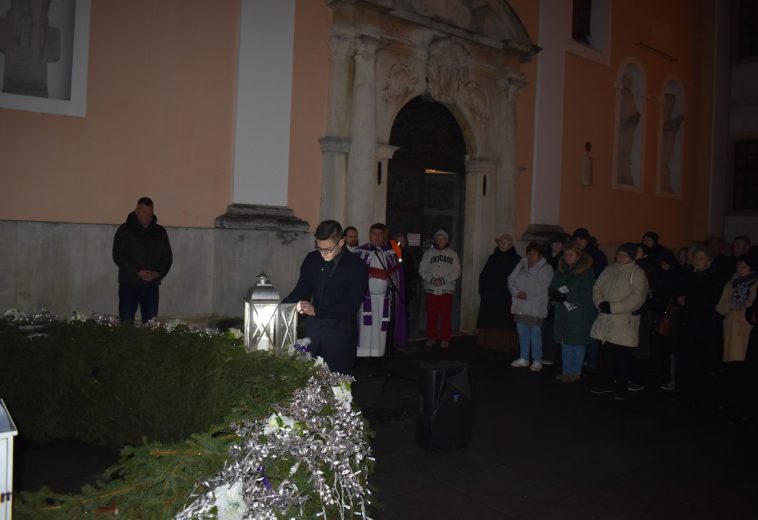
[590,242,648,399]
[508,242,554,371]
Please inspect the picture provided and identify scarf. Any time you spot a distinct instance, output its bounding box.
[731,272,758,307]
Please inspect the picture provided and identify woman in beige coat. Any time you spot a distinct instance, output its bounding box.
[589,243,648,400]
[716,255,757,421]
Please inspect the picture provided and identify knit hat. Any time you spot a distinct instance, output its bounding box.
[617,242,639,259]
[642,231,659,244]
[434,229,449,241]
[572,227,591,240]
[656,248,677,267]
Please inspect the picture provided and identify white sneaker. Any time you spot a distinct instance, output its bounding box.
[510,358,530,368]
[530,362,543,372]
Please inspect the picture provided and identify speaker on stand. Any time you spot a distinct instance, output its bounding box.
[416,361,474,451]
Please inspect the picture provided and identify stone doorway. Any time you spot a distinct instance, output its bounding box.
[387,97,467,336]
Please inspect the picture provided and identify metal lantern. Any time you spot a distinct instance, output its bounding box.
[243,272,298,355]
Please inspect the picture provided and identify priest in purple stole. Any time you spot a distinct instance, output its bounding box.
[355,223,407,357]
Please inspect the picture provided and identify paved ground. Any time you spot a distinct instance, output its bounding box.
[13,334,758,519]
[352,335,758,520]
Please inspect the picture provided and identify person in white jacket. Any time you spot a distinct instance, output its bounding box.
[508,242,554,371]
[418,230,460,348]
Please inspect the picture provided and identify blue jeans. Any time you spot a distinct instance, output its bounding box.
[562,344,586,375]
[119,283,159,324]
[516,322,542,362]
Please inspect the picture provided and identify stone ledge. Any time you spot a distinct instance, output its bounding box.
[214,204,310,233]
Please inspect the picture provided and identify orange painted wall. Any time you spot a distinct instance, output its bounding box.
[509,0,539,239]
[0,0,239,227]
[558,0,706,246]
[288,0,332,230]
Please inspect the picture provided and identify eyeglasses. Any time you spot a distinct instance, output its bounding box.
[314,241,340,255]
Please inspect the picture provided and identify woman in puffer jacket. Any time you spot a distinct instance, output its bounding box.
[508,242,554,372]
[550,242,597,383]
[590,242,649,399]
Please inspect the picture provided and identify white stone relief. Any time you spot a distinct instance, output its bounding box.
[384,63,419,105]
[426,38,470,105]
[462,80,489,123]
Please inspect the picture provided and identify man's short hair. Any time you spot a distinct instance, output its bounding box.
[315,220,344,241]
[734,235,751,245]
[344,226,357,236]
[693,245,715,260]
[137,197,154,207]
[369,222,386,233]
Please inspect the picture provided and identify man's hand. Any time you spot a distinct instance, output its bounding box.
[296,301,315,316]
[137,270,160,282]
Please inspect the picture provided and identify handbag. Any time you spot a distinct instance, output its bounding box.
[655,300,674,337]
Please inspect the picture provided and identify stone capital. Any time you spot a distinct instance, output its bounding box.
[320,136,352,154]
[497,69,527,101]
[465,158,497,175]
[354,33,386,57]
[375,143,399,160]
[329,33,355,57]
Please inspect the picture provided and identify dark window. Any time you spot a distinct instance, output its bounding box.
[572,0,592,44]
[733,139,758,209]
[738,0,758,59]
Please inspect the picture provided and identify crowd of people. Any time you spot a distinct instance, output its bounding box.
[113,200,757,422]
[477,227,758,421]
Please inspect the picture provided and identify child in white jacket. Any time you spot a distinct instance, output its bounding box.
[419,230,461,347]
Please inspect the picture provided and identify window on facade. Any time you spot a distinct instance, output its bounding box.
[738,0,758,59]
[733,140,758,209]
[572,0,592,44]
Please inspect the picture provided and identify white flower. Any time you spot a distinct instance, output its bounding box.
[331,381,353,408]
[4,308,23,322]
[227,328,243,339]
[289,462,300,476]
[213,481,248,520]
[313,356,327,368]
[69,311,87,323]
[164,319,186,332]
[263,413,297,436]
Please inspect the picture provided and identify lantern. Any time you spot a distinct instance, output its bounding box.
[243,272,298,355]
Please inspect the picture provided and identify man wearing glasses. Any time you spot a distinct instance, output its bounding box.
[282,220,368,374]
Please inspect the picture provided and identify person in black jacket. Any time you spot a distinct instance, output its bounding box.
[282,220,368,374]
[112,197,173,324]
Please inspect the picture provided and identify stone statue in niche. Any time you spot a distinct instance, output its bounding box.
[0,0,61,97]
[426,38,469,105]
[659,93,685,193]
[617,73,641,186]
[384,63,419,105]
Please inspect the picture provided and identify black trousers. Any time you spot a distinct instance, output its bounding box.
[598,342,633,395]
[119,283,159,324]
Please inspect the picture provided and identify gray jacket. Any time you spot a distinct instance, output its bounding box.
[508,257,553,319]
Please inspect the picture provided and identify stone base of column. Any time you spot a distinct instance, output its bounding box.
[214,204,310,233]
[521,224,568,242]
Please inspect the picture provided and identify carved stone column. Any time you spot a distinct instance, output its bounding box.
[320,32,354,224]
[495,69,527,236]
[373,143,399,224]
[345,34,384,236]
[460,158,497,331]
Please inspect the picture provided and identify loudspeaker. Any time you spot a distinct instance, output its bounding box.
[416,361,474,451]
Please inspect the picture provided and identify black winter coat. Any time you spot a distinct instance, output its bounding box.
[476,247,521,329]
[674,265,723,355]
[112,212,173,285]
[283,249,368,374]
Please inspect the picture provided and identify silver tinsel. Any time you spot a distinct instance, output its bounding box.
[4,307,56,326]
[175,366,374,520]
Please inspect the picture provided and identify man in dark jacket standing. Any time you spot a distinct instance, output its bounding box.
[112,197,173,324]
[283,220,368,374]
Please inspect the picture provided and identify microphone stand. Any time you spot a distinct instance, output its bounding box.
[372,247,415,387]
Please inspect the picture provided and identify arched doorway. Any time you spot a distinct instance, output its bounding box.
[387,97,467,336]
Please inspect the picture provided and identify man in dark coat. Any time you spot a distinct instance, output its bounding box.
[571,227,608,277]
[477,233,521,330]
[112,197,173,324]
[283,220,368,374]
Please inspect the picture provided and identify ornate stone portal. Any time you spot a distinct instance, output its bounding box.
[321,0,538,330]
